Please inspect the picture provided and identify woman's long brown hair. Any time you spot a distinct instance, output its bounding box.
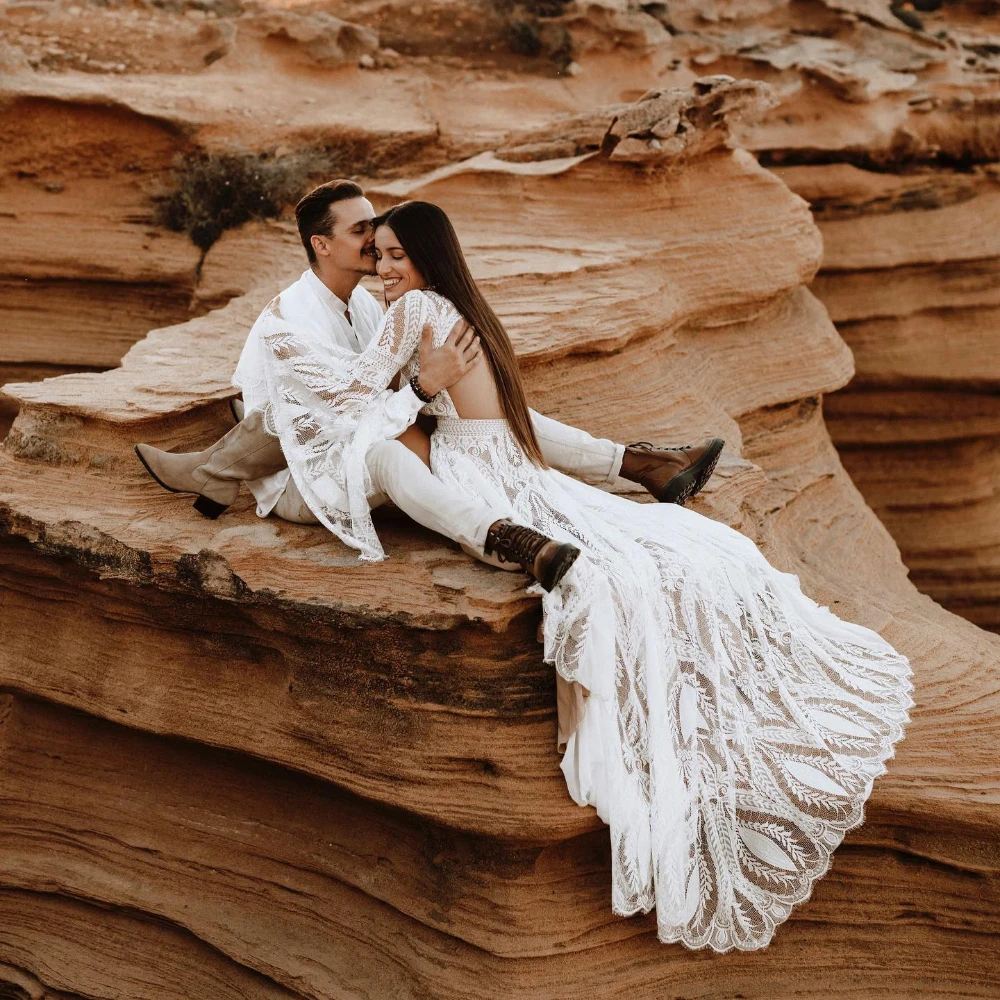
[373,200,546,466]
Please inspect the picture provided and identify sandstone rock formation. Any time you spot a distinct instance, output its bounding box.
[0,1,435,437]
[695,2,1000,633]
[2,0,1000,994]
[3,69,1000,996]
[0,91,200,435]
[781,162,1000,631]
[491,0,1000,636]
[241,9,379,69]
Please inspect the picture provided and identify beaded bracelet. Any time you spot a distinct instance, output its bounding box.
[409,373,437,404]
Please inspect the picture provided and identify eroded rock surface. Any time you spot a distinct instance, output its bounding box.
[700,0,1000,633]
[3,0,1000,994]
[2,75,999,996]
[777,162,1000,631]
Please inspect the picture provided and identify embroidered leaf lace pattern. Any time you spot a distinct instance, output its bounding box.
[430,417,914,953]
[250,286,913,952]
[251,289,461,561]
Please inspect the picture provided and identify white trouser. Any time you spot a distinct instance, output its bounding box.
[272,413,624,557]
[529,410,625,485]
[273,438,497,556]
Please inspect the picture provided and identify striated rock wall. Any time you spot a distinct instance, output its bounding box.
[709,2,1000,632]
[1,78,999,995]
[782,162,1000,631]
[0,0,438,436]
[0,95,200,433]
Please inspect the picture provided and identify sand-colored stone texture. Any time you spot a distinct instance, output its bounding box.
[2,1,999,996]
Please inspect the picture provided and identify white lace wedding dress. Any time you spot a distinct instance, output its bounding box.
[258,288,915,952]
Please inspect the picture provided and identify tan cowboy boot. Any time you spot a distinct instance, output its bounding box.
[134,408,286,519]
[484,520,581,592]
[619,437,725,505]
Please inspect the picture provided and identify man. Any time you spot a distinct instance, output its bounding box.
[136,180,723,578]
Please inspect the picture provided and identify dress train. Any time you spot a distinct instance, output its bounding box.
[431,416,913,952]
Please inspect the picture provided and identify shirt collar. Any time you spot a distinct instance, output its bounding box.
[302,268,350,317]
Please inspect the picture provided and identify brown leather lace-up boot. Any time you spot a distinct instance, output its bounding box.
[619,437,725,505]
[484,521,581,592]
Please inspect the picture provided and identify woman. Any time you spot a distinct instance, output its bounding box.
[263,200,914,952]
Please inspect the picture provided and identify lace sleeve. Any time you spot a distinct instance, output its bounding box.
[254,290,433,562]
[265,290,430,426]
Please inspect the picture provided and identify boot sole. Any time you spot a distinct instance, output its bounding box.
[133,445,229,521]
[538,543,581,592]
[657,438,725,505]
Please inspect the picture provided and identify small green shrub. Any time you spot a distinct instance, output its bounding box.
[494,0,572,15]
[158,149,329,251]
[507,19,543,57]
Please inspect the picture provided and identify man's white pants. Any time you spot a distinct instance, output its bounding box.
[274,439,496,553]
[273,414,625,557]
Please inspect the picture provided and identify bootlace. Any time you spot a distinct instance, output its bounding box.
[628,441,693,452]
[484,522,549,569]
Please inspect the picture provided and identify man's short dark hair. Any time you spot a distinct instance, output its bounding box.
[295,179,365,264]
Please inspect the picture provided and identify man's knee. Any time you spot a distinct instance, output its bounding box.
[366,438,407,489]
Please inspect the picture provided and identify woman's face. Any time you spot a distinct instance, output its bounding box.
[374,224,427,303]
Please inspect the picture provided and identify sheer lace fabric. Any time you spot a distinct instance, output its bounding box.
[253,287,914,951]
[249,289,461,560]
[431,418,913,952]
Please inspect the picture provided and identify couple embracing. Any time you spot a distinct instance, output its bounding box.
[136,180,913,952]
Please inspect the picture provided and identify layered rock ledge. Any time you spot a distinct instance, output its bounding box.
[1,85,999,997]
[684,0,1000,630]
[783,165,1000,632]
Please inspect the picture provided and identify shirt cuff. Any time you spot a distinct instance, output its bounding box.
[383,382,425,434]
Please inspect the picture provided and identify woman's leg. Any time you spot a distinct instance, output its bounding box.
[530,409,624,483]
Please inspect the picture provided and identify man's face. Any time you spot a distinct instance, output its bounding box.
[313,196,377,275]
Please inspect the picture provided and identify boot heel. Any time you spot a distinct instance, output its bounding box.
[539,543,580,592]
[193,495,229,519]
